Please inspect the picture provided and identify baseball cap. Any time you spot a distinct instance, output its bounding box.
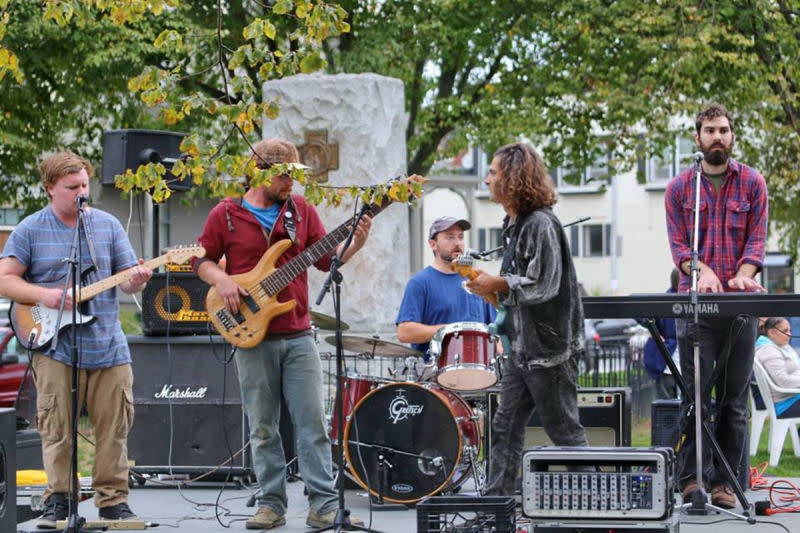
[428,216,471,240]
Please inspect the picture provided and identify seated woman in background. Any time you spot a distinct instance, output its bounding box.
[755,317,800,416]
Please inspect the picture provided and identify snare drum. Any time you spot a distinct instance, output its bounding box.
[430,322,497,391]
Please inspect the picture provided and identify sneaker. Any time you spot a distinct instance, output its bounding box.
[245,507,286,530]
[306,508,364,528]
[98,502,138,521]
[37,493,71,529]
[711,484,736,509]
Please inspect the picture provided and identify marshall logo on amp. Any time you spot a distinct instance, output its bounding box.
[154,384,209,400]
[388,389,424,424]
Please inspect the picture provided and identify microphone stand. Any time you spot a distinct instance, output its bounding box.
[680,159,754,522]
[59,198,98,533]
[313,205,378,533]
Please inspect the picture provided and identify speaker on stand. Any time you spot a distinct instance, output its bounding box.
[141,273,211,336]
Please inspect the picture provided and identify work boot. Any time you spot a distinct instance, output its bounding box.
[245,507,286,530]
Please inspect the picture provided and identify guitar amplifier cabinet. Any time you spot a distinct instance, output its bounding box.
[522,447,676,521]
[525,387,631,448]
[142,272,212,336]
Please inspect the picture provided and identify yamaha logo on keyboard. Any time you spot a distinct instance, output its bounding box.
[672,302,719,315]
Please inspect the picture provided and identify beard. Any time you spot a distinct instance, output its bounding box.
[699,139,732,166]
[437,249,462,263]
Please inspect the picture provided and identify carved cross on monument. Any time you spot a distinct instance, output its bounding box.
[298,130,339,183]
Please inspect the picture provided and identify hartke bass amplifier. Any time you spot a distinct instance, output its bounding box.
[127,336,251,477]
[525,388,631,448]
[650,399,749,490]
[0,408,16,533]
[142,273,212,336]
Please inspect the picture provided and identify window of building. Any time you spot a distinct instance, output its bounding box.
[763,254,794,294]
[645,135,698,183]
[551,145,610,189]
[477,227,503,256]
[569,223,620,258]
[0,208,23,225]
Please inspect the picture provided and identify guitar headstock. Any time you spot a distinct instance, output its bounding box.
[165,245,206,265]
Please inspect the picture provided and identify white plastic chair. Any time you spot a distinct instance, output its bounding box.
[749,381,769,456]
[751,359,800,466]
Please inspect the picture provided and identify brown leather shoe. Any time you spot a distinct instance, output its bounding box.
[681,480,699,501]
[711,484,736,509]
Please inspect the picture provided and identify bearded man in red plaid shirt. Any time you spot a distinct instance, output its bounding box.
[665,103,768,509]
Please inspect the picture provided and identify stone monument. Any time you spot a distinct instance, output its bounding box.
[262,73,409,336]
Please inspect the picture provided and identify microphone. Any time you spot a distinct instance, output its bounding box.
[76,195,89,207]
[692,151,704,164]
[464,248,483,260]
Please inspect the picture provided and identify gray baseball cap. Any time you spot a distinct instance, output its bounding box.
[428,216,471,239]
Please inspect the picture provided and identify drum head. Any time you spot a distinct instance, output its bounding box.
[344,383,461,503]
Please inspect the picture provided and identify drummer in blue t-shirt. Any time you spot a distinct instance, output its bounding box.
[396,216,496,359]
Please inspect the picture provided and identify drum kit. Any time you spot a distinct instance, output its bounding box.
[311,311,501,504]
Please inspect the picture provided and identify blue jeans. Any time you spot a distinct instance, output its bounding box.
[235,333,336,515]
[676,316,756,488]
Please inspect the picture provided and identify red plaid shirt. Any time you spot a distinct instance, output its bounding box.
[665,159,768,292]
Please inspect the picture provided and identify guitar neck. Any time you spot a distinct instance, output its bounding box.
[263,202,389,296]
[77,255,169,302]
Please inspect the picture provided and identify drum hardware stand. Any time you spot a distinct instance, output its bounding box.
[314,204,380,533]
[640,155,753,524]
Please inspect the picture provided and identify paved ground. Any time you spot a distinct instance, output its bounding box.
[16,474,800,532]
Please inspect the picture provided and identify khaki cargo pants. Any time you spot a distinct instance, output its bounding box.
[32,354,134,507]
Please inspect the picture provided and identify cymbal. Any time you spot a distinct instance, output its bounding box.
[324,335,422,358]
[310,310,349,331]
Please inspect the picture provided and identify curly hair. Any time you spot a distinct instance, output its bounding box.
[695,102,734,134]
[493,143,557,214]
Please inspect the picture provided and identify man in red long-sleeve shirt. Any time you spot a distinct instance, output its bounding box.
[665,102,768,509]
[194,138,370,530]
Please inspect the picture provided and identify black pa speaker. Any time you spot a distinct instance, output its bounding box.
[142,273,212,336]
[127,336,251,475]
[525,387,631,448]
[101,129,189,190]
[651,399,749,489]
[0,408,16,533]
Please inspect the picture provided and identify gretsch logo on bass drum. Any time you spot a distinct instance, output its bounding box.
[388,390,424,424]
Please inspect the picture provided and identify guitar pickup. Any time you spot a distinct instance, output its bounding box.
[233,310,246,324]
[215,309,235,331]
[242,294,260,313]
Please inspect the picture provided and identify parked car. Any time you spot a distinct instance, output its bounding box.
[0,325,29,407]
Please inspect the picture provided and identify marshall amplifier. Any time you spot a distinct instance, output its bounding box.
[127,335,251,476]
[142,272,212,336]
[525,388,631,448]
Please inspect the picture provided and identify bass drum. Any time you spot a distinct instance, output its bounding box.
[343,382,479,504]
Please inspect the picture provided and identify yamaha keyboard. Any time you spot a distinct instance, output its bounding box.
[583,293,800,319]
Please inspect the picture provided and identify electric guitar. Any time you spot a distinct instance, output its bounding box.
[450,255,510,353]
[206,175,427,349]
[9,245,206,351]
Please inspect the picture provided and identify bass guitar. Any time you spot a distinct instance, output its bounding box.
[450,255,510,353]
[9,245,206,350]
[206,175,427,348]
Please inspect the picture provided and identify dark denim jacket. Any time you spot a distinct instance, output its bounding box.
[499,208,585,368]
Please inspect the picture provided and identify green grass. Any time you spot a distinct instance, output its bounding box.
[632,416,800,480]
[120,308,142,335]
